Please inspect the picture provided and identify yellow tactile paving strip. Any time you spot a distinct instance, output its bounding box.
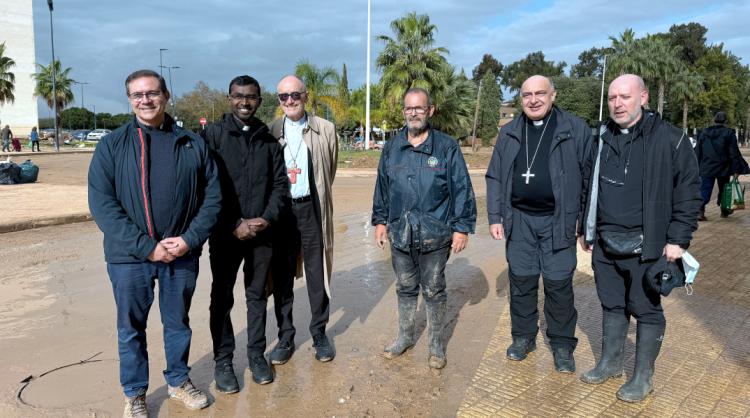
[458,181,750,417]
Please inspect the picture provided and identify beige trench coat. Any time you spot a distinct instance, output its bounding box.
[270,113,337,297]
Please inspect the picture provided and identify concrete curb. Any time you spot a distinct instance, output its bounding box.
[0,149,95,159]
[0,213,92,234]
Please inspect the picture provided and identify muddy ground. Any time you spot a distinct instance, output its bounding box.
[0,152,503,417]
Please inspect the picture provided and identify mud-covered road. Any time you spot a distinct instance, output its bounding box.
[0,159,503,417]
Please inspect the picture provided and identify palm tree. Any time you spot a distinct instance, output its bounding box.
[671,69,704,132]
[431,67,476,139]
[294,60,340,119]
[32,60,75,131]
[640,35,681,115]
[0,42,16,105]
[608,29,648,76]
[376,12,450,104]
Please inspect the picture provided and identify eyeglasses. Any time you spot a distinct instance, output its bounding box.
[277,91,306,102]
[229,94,261,102]
[403,106,429,115]
[128,90,162,101]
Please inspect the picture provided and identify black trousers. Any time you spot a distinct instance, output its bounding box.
[592,242,665,325]
[209,236,272,361]
[506,210,578,349]
[272,199,329,341]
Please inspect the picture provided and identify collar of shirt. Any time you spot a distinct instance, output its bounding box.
[397,126,435,155]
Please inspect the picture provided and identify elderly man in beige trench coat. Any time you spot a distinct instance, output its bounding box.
[269,75,338,364]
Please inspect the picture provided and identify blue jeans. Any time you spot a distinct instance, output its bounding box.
[700,175,730,209]
[107,255,199,397]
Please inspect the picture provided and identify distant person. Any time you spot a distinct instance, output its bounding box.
[202,75,288,391]
[88,69,221,417]
[579,74,700,403]
[485,75,592,373]
[30,127,40,152]
[372,87,477,369]
[696,111,749,220]
[1,125,12,152]
[268,75,338,364]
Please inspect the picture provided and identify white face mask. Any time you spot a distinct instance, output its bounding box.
[681,251,700,295]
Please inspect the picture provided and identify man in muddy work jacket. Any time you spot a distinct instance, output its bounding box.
[485,75,592,373]
[88,69,221,417]
[372,87,476,370]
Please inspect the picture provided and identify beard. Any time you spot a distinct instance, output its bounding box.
[407,118,428,137]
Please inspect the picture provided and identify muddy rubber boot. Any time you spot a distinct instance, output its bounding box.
[581,311,629,384]
[426,300,447,369]
[616,322,664,402]
[383,297,417,359]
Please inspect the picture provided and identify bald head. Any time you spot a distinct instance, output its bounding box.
[520,75,556,121]
[277,75,308,121]
[608,74,649,128]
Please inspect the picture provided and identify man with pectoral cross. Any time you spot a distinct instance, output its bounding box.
[202,75,288,391]
[486,75,593,373]
[269,75,338,364]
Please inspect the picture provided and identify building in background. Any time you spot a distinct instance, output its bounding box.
[0,0,39,136]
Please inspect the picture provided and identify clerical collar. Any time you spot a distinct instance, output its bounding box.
[616,117,642,136]
[533,119,544,127]
[231,115,253,132]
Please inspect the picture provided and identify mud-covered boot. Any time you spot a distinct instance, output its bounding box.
[581,311,629,384]
[383,297,417,359]
[426,300,447,369]
[616,322,664,402]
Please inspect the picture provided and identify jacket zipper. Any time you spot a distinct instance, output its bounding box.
[137,128,155,239]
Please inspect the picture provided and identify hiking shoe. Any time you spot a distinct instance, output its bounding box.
[214,361,239,394]
[313,334,335,362]
[248,355,274,384]
[167,379,209,410]
[506,338,536,361]
[123,394,148,418]
[269,340,295,365]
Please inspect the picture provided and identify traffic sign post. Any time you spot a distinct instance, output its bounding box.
[199,117,207,129]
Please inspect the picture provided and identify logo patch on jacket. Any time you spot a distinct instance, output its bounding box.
[427,156,439,167]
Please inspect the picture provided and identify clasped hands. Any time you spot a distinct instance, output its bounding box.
[148,236,188,263]
[233,217,269,241]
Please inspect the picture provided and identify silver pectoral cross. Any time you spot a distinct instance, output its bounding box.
[522,168,535,184]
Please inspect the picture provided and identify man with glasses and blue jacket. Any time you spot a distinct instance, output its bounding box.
[372,87,476,369]
[89,69,221,418]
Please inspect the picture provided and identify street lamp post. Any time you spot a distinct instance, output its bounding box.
[47,0,59,152]
[159,65,180,116]
[73,81,89,109]
[159,48,168,76]
[365,0,371,150]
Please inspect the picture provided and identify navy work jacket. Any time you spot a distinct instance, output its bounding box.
[371,126,476,252]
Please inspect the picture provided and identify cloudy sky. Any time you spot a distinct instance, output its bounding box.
[32,0,750,116]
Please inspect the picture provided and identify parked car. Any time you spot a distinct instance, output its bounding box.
[39,128,55,139]
[65,130,91,144]
[86,129,111,141]
[40,128,73,142]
